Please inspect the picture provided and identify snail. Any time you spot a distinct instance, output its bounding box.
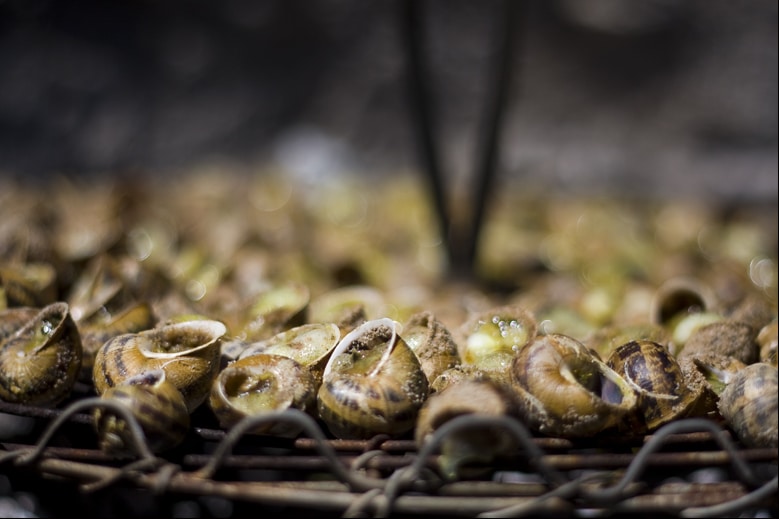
[586,322,670,361]
[316,317,429,439]
[93,369,190,457]
[0,306,40,340]
[458,305,537,387]
[510,333,638,437]
[649,277,721,355]
[606,340,701,432]
[239,282,310,342]
[307,285,386,336]
[93,318,226,412]
[237,322,340,386]
[209,353,318,437]
[0,262,58,308]
[0,301,82,407]
[694,361,778,448]
[757,321,777,368]
[77,302,156,382]
[401,311,460,384]
[415,378,519,480]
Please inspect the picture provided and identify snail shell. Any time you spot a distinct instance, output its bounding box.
[0,301,82,407]
[402,311,460,384]
[0,262,58,308]
[238,322,340,386]
[757,321,777,368]
[93,318,226,412]
[458,305,537,386]
[0,306,39,341]
[77,302,156,382]
[240,282,310,342]
[677,320,758,365]
[510,333,638,437]
[209,353,318,437]
[586,322,669,361]
[607,340,700,432]
[317,317,429,439]
[308,285,386,336]
[698,362,778,449]
[415,379,518,479]
[93,369,190,457]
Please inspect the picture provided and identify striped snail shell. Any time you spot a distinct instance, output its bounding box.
[93,318,226,412]
[510,333,638,438]
[209,353,318,437]
[0,301,82,407]
[401,311,460,384]
[607,340,700,432]
[93,369,190,457]
[696,361,778,448]
[317,317,429,439]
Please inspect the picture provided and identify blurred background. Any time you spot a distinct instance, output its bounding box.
[0,0,776,201]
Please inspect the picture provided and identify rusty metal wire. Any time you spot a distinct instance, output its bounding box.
[1,398,777,518]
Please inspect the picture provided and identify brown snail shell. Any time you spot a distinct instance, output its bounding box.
[607,340,700,432]
[77,302,156,382]
[510,333,638,438]
[0,306,40,341]
[696,361,778,448]
[93,369,190,457]
[93,318,226,412]
[757,321,777,368]
[677,320,759,365]
[0,262,58,308]
[0,301,82,407]
[585,322,669,361]
[316,317,429,439]
[415,378,518,479]
[237,322,340,386]
[402,311,460,384]
[209,353,318,437]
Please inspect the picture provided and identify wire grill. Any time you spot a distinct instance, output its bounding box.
[1,385,776,518]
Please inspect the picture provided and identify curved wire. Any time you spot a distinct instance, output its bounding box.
[680,475,778,518]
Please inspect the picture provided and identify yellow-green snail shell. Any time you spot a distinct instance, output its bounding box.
[93,369,190,457]
[510,333,638,438]
[239,282,310,342]
[307,285,386,337]
[93,318,226,413]
[458,305,537,387]
[402,311,460,384]
[0,262,58,308]
[238,322,341,387]
[606,340,701,432]
[317,317,429,439]
[0,301,82,407]
[209,353,318,438]
[415,378,518,480]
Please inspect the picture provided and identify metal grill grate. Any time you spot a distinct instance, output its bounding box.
[1,389,776,518]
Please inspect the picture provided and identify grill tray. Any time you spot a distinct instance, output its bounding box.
[1,387,776,518]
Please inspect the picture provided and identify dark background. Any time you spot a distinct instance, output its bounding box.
[0,0,777,202]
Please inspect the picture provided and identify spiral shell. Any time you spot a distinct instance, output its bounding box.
[77,302,156,382]
[240,282,310,342]
[711,362,778,448]
[402,311,460,384]
[93,369,190,457]
[93,318,226,412]
[0,301,82,407]
[510,333,638,437]
[238,322,340,386]
[317,317,429,439]
[607,340,700,432]
[209,353,318,437]
[415,378,518,479]
[308,285,386,336]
